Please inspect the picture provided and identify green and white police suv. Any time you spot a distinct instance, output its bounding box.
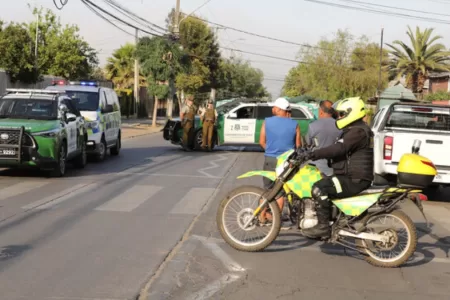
[47,80,121,161]
[163,100,316,150]
[0,89,88,177]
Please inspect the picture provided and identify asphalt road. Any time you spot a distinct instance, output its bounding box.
[0,133,449,300]
[0,133,240,300]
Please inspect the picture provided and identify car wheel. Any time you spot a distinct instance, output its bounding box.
[110,132,121,156]
[51,142,67,177]
[74,139,87,168]
[95,137,107,162]
[194,129,203,150]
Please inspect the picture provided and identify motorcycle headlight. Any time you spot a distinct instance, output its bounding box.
[275,161,289,176]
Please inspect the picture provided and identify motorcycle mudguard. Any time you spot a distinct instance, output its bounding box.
[237,170,277,181]
[286,164,322,198]
[332,193,382,217]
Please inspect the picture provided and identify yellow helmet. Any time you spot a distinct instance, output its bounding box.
[334,97,366,129]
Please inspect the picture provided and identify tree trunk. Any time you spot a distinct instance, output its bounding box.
[152,96,158,127]
[210,88,216,104]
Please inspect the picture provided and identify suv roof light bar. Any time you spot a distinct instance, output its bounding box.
[5,88,64,95]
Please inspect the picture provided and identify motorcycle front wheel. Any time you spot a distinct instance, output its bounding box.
[216,185,281,252]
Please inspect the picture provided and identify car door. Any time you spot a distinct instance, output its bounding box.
[290,106,312,138]
[101,89,115,144]
[254,105,273,144]
[223,104,257,144]
[60,98,78,155]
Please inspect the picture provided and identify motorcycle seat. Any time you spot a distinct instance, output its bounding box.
[358,185,390,195]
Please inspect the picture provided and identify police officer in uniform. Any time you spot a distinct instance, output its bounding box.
[180,96,196,151]
[302,97,374,239]
[201,101,217,151]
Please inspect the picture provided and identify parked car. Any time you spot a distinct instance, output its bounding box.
[46,80,121,161]
[163,101,316,150]
[371,101,450,189]
[0,88,87,177]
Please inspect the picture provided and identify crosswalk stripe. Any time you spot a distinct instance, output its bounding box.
[170,188,215,215]
[95,185,163,212]
[21,183,97,210]
[0,181,49,201]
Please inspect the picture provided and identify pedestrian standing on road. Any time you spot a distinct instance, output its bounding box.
[259,97,301,229]
[201,101,217,151]
[180,95,196,151]
[305,100,342,176]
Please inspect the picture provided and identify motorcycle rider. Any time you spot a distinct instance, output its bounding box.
[301,97,374,239]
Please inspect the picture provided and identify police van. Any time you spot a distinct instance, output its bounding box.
[46,81,121,161]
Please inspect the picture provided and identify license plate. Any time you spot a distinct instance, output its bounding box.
[0,149,16,156]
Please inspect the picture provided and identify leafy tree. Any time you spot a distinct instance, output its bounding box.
[282,29,389,101]
[387,26,450,94]
[0,6,98,84]
[0,22,37,83]
[136,36,187,125]
[425,91,450,101]
[28,6,98,80]
[174,15,221,104]
[216,57,268,99]
[105,43,145,95]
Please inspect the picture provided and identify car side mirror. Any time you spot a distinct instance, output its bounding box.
[101,105,112,114]
[66,113,77,123]
[59,104,69,113]
[228,112,237,119]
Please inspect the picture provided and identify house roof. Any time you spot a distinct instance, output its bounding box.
[379,84,417,101]
[428,72,450,78]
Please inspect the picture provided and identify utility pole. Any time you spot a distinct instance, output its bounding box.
[173,0,181,38]
[34,13,39,88]
[166,0,181,118]
[134,28,140,118]
[377,27,384,96]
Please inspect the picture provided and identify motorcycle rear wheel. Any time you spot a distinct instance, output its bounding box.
[356,210,417,268]
[216,185,281,252]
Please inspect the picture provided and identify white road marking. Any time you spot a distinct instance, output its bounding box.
[194,235,246,272]
[197,153,230,178]
[185,273,241,300]
[184,235,246,300]
[170,188,216,215]
[0,181,49,201]
[120,172,223,179]
[21,183,98,210]
[95,185,163,212]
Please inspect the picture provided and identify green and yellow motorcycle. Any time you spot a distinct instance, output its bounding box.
[216,140,436,268]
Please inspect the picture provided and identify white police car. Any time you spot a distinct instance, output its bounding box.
[47,80,121,161]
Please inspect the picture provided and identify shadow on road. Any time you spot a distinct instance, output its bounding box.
[0,244,32,262]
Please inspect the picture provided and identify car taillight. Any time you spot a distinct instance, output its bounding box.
[383,136,393,160]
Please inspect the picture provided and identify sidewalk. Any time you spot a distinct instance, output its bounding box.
[122,124,163,139]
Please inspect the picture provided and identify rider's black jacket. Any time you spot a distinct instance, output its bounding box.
[310,120,374,182]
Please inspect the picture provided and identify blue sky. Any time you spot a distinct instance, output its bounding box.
[3,0,450,97]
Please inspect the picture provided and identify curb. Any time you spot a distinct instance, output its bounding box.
[122,128,162,140]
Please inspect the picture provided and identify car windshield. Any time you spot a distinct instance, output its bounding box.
[65,91,99,111]
[0,98,57,120]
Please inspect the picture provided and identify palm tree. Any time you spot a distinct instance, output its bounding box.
[386,26,450,94]
[105,43,145,95]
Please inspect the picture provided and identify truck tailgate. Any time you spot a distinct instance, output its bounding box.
[390,131,450,167]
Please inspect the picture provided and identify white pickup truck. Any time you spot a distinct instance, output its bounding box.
[371,102,450,189]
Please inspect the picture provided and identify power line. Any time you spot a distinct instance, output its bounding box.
[305,0,450,25]
[102,0,168,35]
[190,15,357,55]
[81,0,164,37]
[338,0,450,18]
[53,0,69,10]
[83,2,135,37]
